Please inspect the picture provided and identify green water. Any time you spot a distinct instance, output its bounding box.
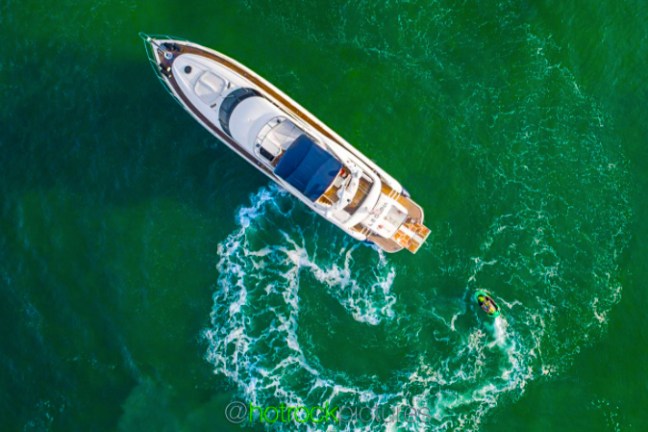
[1,0,647,431]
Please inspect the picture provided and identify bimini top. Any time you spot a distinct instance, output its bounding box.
[274,135,342,201]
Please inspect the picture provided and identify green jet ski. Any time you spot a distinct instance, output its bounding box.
[474,290,500,318]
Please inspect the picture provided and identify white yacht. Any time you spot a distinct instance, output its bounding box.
[142,34,430,253]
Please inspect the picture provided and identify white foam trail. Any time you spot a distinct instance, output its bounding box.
[492,317,508,348]
[203,185,538,431]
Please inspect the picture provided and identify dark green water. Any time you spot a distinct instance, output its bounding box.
[1,0,647,431]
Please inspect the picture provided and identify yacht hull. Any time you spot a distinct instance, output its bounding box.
[142,35,430,253]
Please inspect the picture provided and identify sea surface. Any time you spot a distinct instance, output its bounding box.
[1,1,647,431]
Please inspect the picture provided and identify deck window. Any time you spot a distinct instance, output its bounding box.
[218,88,260,135]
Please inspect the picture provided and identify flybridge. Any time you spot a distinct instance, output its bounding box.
[274,135,343,202]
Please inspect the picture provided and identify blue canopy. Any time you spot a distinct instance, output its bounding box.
[274,135,342,201]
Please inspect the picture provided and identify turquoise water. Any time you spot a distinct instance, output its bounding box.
[1,0,647,430]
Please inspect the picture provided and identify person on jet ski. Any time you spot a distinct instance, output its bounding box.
[477,294,497,314]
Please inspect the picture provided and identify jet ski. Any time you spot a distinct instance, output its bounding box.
[474,290,500,318]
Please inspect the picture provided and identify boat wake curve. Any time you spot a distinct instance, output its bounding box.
[203,186,533,431]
